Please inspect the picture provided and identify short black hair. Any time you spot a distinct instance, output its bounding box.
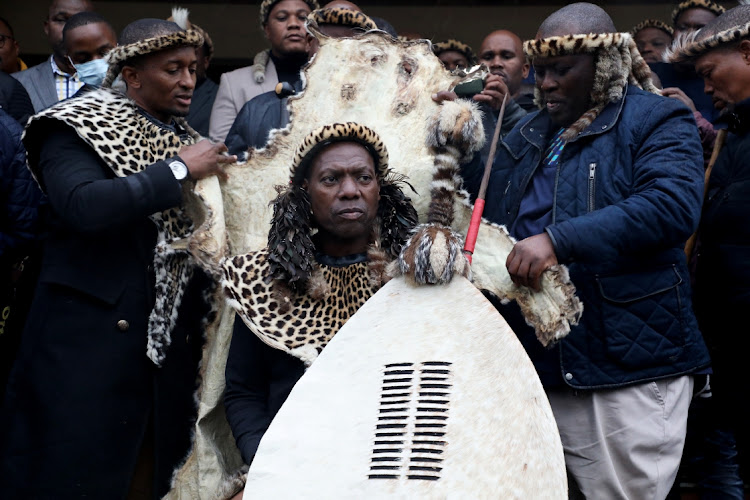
[538,2,616,38]
[119,18,182,46]
[0,16,14,37]
[62,12,113,40]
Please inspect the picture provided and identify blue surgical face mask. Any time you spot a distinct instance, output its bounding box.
[70,57,109,86]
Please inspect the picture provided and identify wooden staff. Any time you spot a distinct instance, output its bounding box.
[685,128,728,262]
[463,93,508,264]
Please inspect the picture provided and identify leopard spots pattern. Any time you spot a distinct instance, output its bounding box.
[222,250,377,362]
[26,87,201,365]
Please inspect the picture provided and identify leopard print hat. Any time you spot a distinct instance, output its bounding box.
[432,39,478,66]
[267,123,417,291]
[672,0,725,26]
[101,21,204,88]
[667,6,750,63]
[308,7,379,33]
[524,32,660,140]
[631,19,674,39]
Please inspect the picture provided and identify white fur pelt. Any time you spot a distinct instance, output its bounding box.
[244,277,567,498]
[171,31,581,499]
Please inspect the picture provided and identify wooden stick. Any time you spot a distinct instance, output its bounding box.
[463,93,509,264]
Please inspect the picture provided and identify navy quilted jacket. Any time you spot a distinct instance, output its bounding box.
[0,109,41,263]
[464,85,711,389]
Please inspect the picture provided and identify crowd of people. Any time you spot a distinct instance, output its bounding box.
[0,0,748,498]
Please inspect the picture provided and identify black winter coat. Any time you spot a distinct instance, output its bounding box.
[693,99,750,421]
[0,122,206,499]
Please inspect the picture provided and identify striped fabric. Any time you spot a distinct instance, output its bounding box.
[50,56,83,101]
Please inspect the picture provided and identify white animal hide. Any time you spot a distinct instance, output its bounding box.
[244,276,567,499]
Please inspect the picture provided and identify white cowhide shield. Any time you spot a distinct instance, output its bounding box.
[169,30,579,499]
[244,276,567,499]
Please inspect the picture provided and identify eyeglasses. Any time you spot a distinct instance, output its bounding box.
[0,34,14,49]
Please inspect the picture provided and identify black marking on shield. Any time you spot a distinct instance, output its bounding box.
[369,361,452,482]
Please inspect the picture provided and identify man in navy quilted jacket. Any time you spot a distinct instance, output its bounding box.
[459,3,711,498]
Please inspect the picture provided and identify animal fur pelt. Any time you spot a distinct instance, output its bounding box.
[167,29,582,499]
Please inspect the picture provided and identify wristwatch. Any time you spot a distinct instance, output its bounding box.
[168,159,190,182]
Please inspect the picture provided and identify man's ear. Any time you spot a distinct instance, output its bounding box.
[522,61,530,79]
[263,23,271,41]
[121,65,141,89]
[740,40,750,64]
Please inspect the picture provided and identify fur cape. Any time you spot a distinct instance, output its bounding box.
[667,20,750,63]
[23,87,203,366]
[432,39,478,66]
[672,0,726,25]
[523,32,659,140]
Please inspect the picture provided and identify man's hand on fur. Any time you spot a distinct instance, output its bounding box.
[473,74,510,111]
[506,233,558,292]
[179,139,236,181]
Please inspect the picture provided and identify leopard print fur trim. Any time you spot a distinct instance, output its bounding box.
[102,30,204,88]
[291,122,389,181]
[631,19,674,38]
[24,87,200,366]
[259,0,319,28]
[671,0,725,26]
[667,20,750,63]
[524,32,659,140]
[432,39,478,65]
[222,250,378,366]
[308,7,378,32]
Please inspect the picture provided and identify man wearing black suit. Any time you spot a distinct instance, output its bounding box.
[0,18,235,499]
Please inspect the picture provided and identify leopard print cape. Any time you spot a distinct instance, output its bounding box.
[24,86,200,366]
[223,250,377,365]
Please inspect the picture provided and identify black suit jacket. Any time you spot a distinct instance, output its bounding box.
[0,121,206,499]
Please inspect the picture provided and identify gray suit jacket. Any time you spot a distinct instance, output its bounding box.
[12,59,57,113]
[208,58,278,143]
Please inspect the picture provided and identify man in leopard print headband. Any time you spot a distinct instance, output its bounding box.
[0,18,236,498]
[217,122,417,498]
[459,2,710,498]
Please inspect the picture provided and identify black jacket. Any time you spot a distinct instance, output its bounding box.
[0,71,33,126]
[224,316,305,465]
[694,98,750,407]
[224,81,301,157]
[0,121,206,499]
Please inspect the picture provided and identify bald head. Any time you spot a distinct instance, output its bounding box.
[537,2,616,38]
[478,30,529,97]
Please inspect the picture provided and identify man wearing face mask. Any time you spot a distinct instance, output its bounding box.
[12,0,94,112]
[62,12,116,91]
